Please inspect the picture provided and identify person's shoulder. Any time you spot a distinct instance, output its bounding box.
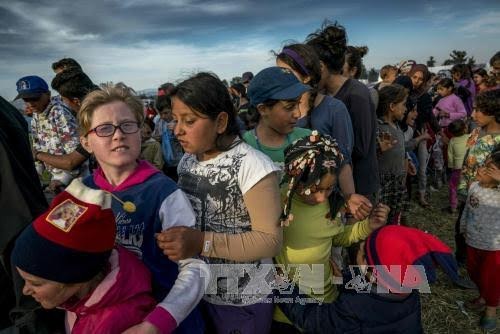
[321,95,348,110]
[48,97,72,114]
[458,134,470,142]
[242,130,256,143]
[238,140,272,162]
[137,171,178,198]
[350,79,370,93]
[291,127,312,138]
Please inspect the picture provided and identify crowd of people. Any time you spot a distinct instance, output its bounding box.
[0,20,499,334]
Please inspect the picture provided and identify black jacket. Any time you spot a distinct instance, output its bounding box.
[277,283,423,334]
[0,96,47,254]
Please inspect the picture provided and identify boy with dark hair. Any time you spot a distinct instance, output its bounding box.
[51,69,99,113]
[51,57,82,74]
[34,70,99,173]
[15,75,80,192]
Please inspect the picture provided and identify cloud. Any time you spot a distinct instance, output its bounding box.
[459,10,500,35]
[118,0,248,14]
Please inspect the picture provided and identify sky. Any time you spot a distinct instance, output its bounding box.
[1,0,499,100]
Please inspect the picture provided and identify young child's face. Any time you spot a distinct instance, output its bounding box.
[389,98,407,121]
[141,125,152,142]
[296,172,336,205]
[452,71,461,82]
[81,101,142,174]
[259,99,301,135]
[160,108,172,121]
[17,268,80,309]
[436,85,453,97]
[406,107,418,127]
[171,97,222,157]
[384,69,398,84]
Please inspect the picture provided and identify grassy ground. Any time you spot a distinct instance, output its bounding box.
[407,186,498,334]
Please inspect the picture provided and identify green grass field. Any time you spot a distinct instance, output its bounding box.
[409,187,498,334]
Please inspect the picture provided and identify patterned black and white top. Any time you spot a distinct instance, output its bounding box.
[178,140,279,305]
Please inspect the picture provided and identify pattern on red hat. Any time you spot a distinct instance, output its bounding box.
[33,178,116,253]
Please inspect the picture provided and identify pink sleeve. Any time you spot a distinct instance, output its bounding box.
[145,306,177,334]
[449,95,467,121]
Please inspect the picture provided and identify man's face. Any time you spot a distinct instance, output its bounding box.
[22,93,50,113]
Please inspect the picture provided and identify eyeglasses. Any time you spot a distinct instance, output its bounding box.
[86,121,141,137]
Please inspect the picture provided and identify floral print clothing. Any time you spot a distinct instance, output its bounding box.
[32,96,80,185]
[458,128,500,197]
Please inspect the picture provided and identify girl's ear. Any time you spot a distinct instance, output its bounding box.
[350,66,358,78]
[303,75,312,84]
[388,102,396,114]
[80,136,93,154]
[216,112,229,134]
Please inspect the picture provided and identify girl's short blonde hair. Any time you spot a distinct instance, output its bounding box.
[78,84,144,135]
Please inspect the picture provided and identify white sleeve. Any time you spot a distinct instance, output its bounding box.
[159,188,197,230]
[157,258,210,326]
[238,144,280,195]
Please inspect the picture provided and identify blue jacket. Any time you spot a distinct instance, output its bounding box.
[83,161,206,333]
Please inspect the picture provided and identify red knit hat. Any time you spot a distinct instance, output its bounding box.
[364,225,459,293]
[11,179,116,283]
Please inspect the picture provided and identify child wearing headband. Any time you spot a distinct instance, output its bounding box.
[272,132,389,333]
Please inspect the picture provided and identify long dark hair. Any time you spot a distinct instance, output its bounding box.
[276,43,321,128]
[171,72,241,151]
[306,20,348,74]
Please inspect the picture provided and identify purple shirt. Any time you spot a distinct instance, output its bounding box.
[433,94,467,127]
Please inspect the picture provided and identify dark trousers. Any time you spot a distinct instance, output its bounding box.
[454,202,467,264]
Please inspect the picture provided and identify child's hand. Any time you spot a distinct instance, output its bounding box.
[416,129,431,141]
[346,193,372,220]
[439,110,449,118]
[486,164,500,182]
[377,131,397,152]
[156,227,204,261]
[407,160,417,176]
[368,203,390,231]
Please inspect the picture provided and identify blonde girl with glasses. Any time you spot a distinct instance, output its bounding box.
[78,84,209,334]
